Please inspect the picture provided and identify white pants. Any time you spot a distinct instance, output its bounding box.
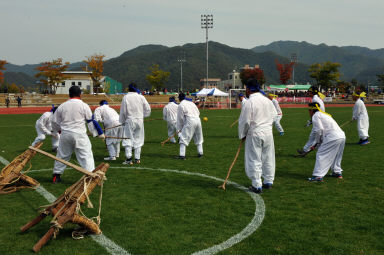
[53,131,95,174]
[122,119,144,160]
[273,115,284,133]
[179,117,203,155]
[312,138,345,177]
[105,126,122,157]
[167,121,177,143]
[357,116,369,140]
[244,130,275,188]
[179,117,203,146]
[32,125,60,150]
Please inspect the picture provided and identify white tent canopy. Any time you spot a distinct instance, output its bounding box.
[196,88,229,97]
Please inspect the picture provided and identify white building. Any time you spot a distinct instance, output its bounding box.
[55,71,93,94]
[216,70,243,91]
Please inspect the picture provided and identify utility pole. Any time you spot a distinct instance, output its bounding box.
[201,14,213,88]
[177,52,186,92]
[291,53,298,85]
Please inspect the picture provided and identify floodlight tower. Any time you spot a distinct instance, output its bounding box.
[201,14,213,88]
[291,53,298,85]
[177,52,186,92]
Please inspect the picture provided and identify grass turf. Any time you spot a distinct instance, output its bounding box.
[0,106,383,254]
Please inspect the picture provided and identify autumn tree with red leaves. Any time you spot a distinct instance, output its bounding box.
[83,54,105,94]
[240,67,265,86]
[35,58,69,94]
[0,60,7,83]
[275,59,295,84]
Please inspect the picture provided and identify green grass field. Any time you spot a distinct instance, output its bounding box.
[0,106,383,255]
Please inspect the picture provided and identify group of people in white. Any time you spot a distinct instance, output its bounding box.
[31,80,370,193]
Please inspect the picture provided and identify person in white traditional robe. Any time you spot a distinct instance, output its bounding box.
[31,106,60,151]
[51,86,105,183]
[238,79,277,194]
[163,96,178,143]
[305,102,346,182]
[94,100,123,160]
[308,86,325,111]
[119,83,151,165]
[299,86,326,155]
[239,93,247,107]
[176,93,203,159]
[352,91,370,145]
[268,93,284,135]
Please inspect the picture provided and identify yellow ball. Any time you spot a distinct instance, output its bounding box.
[203,117,208,122]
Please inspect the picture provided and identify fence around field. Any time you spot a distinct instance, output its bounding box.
[0,93,382,109]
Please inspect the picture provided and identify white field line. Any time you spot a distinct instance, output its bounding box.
[22,165,266,254]
[34,186,56,203]
[0,156,10,165]
[0,125,34,128]
[0,157,131,255]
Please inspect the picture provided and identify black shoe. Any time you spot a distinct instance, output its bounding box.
[330,172,343,179]
[175,156,186,160]
[262,183,273,189]
[52,174,61,184]
[197,154,203,158]
[122,158,133,165]
[248,185,262,194]
[134,159,141,164]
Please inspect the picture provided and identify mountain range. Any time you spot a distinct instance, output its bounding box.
[3,41,384,91]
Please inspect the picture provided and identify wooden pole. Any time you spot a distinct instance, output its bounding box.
[161,131,180,147]
[104,136,130,139]
[229,119,239,128]
[28,146,97,178]
[218,139,244,190]
[340,120,353,128]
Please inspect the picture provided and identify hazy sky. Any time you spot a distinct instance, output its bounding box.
[1,0,383,65]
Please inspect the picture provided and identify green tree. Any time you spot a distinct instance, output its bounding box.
[7,83,20,93]
[336,81,351,94]
[35,58,69,94]
[145,64,170,92]
[239,67,265,86]
[83,54,105,94]
[308,61,341,91]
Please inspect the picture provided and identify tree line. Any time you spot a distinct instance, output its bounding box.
[1,56,384,94]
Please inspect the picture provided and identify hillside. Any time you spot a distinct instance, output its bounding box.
[3,41,384,91]
[252,41,384,83]
[103,42,311,91]
[3,72,37,88]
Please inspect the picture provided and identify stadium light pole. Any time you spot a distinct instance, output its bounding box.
[201,14,213,88]
[291,53,297,85]
[177,52,186,92]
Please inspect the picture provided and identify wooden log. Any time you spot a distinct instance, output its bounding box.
[72,214,101,235]
[0,143,42,194]
[33,203,77,253]
[19,174,40,188]
[20,213,48,233]
[32,228,55,253]
[22,163,109,252]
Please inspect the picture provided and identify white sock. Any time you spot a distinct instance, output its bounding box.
[134,147,141,160]
[107,144,116,157]
[197,144,203,155]
[125,146,132,159]
[180,144,186,157]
